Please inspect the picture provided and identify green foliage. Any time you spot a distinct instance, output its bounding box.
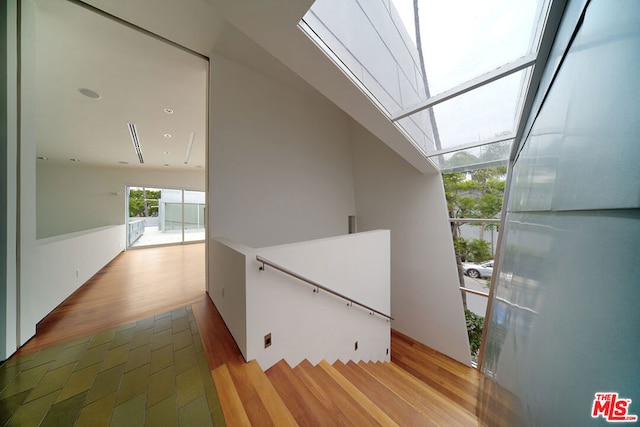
[129,188,161,217]
[441,139,511,171]
[443,168,505,259]
[467,238,492,263]
[465,309,484,357]
[443,169,505,223]
[444,167,504,300]
[454,237,492,263]
[453,236,469,260]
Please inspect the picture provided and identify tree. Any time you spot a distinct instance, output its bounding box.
[129,188,160,217]
[443,167,505,308]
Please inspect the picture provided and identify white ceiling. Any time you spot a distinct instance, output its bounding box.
[37,0,436,174]
[34,0,209,170]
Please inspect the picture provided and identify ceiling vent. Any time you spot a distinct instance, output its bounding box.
[127,123,144,164]
[184,132,195,165]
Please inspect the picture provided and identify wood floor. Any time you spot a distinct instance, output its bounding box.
[15,243,207,356]
[12,243,481,425]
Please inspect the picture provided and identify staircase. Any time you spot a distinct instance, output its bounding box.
[210,331,480,426]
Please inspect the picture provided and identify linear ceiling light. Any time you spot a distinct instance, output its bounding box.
[127,123,144,164]
[184,132,195,165]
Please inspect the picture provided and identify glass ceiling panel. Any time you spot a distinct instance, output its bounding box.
[435,140,513,173]
[302,0,426,115]
[390,0,548,97]
[397,69,530,154]
[301,0,551,171]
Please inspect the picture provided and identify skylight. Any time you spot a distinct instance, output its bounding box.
[300,0,551,172]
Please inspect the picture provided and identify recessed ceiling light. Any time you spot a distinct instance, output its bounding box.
[70,158,80,162]
[78,88,101,99]
[164,133,172,139]
[164,108,174,114]
[163,151,170,155]
[36,156,48,160]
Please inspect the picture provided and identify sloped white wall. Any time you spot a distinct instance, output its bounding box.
[351,123,471,366]
[208,54,356,248]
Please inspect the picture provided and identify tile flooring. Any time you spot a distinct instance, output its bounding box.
[0,306,225,426]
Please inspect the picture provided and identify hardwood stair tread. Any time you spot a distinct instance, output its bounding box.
[362,361,476,426]
[294,360,383,426]
[226,360,278,426]
[243,360,298,426]
[266,360,333,426]
[392,330,479,386]
[318,360,399,427]
[333,361,429,426]
[211,365,251,427]
[391,335,478,414]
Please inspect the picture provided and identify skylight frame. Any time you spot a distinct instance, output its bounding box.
[392,54,537,121]
[300,0,555,172]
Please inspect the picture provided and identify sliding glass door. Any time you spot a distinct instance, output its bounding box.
[127,187,205,248]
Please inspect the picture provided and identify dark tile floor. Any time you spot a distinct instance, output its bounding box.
[0,306,225,426]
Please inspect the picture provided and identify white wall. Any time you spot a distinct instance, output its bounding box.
[208,52,470,366]
[37,161,205,239]
[209,238,248,359]
[351,123,471,366]
[2,0,19,360]
[208,53,356,248]
[23,226,126,342]
[210,231,391,371]
[19,0,39,349]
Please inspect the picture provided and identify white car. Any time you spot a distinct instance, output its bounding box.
[463,260,494,279]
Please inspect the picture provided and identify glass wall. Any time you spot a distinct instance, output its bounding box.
[479,1,640,425]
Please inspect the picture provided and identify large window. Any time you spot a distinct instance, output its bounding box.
[127,187,205,248]
[301,0,551,172]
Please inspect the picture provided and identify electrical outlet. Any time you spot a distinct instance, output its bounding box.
[264,333,272,349]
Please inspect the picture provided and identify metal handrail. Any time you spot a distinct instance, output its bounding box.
[256,255,394,321]
[459,287,490,298]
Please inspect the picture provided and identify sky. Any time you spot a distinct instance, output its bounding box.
[304,0,549,158]
[390,0,542,94]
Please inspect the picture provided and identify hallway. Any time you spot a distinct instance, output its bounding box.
[15,243,206,357]
[1,244,227,425]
